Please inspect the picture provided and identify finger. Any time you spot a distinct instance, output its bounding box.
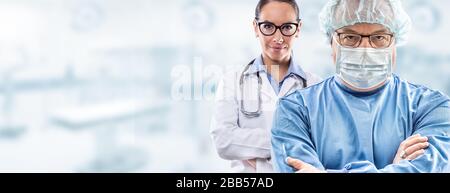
[406,149,425,160]
[399,134,421,149]
[404,142,429,156]
[286,157,305,170]
[402,136,428,150]
[407,134,421,139]
[286,157,303,169]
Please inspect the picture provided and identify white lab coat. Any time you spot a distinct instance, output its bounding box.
[210,64,321,172]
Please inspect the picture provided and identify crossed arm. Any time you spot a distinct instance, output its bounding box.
[285,134,429,173]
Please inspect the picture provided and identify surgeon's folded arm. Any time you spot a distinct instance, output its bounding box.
[329,104,450,173]
[271,98,325,173]
[325,136,449,173]
[210,77,271,160]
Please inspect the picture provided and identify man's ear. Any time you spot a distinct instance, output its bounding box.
[392,45,397,70]
[331,38,337,64]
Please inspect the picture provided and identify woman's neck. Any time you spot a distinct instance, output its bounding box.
[262,55,290,83]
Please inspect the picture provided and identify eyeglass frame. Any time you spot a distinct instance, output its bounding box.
[255,18,301,37]
[334,32,395,49]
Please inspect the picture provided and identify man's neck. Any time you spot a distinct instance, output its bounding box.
[339,77,389,93]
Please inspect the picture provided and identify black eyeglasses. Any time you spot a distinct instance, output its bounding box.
[335,32,394,49]
[255,18,300,37]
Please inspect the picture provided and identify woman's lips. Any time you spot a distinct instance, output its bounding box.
[270,45,285,52]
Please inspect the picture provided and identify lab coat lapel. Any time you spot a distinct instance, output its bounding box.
[278,77,302,97]
[260,73,278,101]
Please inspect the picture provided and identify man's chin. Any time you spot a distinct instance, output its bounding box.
[342,79,388,92]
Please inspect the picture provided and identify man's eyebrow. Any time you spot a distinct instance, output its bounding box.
[371,29,391,34]
[337,28,391,34]
[336,28,358,33]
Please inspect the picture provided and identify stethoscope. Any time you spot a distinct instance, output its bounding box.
[239,59,307,118]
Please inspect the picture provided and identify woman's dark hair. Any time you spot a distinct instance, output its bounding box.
[255,0,300,20]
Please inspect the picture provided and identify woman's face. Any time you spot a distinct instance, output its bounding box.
[254,2,301,64]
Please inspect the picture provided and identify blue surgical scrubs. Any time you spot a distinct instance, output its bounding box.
[271,74,450,172]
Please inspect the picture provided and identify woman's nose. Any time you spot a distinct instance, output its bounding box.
[272,30,284,43]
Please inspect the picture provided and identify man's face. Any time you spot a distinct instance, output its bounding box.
[331,23,397,92]
[331,23,396,67]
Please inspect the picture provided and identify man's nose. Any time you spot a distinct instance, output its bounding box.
[359,36,371,48]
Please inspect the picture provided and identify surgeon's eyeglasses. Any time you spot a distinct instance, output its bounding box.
[255,18,300,37]
[335,32,394,49]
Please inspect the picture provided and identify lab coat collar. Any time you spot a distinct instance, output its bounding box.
[244,55,265,75]
[244,53,308,82]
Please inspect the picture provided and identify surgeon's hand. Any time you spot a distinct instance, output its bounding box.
[286,157,325,173]
[393,134,429,164]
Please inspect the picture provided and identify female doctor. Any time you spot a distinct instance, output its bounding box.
[210,0,321,172]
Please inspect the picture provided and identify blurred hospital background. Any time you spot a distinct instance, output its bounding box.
[0,0,449,172]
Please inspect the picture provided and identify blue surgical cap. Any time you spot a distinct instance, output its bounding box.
[319,0,412,46]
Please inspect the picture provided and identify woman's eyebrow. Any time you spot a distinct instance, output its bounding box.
[257,20,298,24]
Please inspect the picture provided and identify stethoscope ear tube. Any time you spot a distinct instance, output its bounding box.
[240,59,262,118]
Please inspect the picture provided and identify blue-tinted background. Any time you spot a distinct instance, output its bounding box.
[0,0,449,172]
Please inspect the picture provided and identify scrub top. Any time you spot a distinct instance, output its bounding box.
[271,74,450,172]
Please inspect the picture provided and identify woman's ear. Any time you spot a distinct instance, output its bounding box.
[253,20,259,38]
[295,21,302,38]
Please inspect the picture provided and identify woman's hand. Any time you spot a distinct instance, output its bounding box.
[393,134,429,164]
[246,159,257,169]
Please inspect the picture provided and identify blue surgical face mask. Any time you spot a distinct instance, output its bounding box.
[335,42,393,90]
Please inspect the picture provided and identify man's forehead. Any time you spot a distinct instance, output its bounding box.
[336,23,391,34]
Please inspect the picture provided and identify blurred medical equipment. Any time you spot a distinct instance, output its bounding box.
[182,0,215,32]
[50,99,168,172]
[407,0,441,32]
[0,46,29,138]
[70,0,105,32]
